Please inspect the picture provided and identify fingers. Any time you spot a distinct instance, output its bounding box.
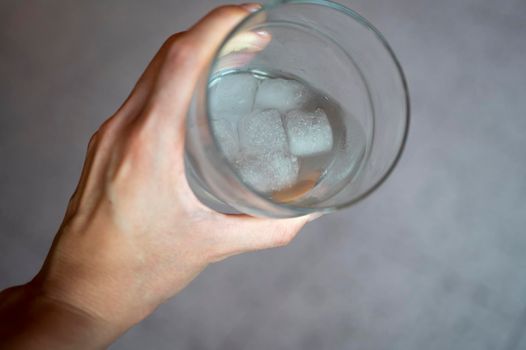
[110,32,186,124]
[207,209,329,261]
[114,4,264,126]
[212,215,310,260]
[215,29,271,72]
[260,216,310,249]
[146,5,258,129]
[219,30,270,58]
[308,213,325,222]
[216,5,270,70]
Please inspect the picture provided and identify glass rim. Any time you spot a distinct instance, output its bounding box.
[205,0,410,216]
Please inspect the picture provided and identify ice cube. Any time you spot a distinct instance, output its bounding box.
[234,151,299,193]
[254,78,313,113]
[238,109,288,154]
[285,108,334,157]
[211,118,239,161]
[209,73,259,122]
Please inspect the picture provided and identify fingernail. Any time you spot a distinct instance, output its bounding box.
[255,30,271,39]
[240,3,262,13]
[219,31,268,56]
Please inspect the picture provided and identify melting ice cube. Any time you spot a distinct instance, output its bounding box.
[234,151,299,193]
[238,109,288,154]
[284,108,334,157]
[254,78,313,113]
[209,73,259,123]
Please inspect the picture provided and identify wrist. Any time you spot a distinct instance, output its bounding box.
[34,223,164,332]
[30,264,149,337]
[0,282,118,349]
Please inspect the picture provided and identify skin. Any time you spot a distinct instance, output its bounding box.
[0,4,314,349]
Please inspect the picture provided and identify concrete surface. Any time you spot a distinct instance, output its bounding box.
[1,0,525,349]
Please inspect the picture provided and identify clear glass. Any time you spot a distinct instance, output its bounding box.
[185,0,409,218]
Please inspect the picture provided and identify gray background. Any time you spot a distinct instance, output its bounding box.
[1,0,525,349]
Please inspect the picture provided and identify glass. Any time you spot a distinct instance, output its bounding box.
[185,0,409,218]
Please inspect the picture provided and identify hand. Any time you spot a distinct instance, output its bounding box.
[0,4,311,349]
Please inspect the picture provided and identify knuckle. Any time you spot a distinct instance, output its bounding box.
[164,35,194,66]
[96,116,118,139]
[88,131,100,149]
[164,32,185,48]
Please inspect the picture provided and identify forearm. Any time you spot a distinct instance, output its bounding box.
[0,282,119,350]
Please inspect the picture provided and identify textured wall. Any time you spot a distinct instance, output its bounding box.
[1,1,526,349]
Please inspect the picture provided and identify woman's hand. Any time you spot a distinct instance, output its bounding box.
[0,4,311,349]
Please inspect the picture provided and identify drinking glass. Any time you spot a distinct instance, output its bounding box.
[185,0,409,218]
